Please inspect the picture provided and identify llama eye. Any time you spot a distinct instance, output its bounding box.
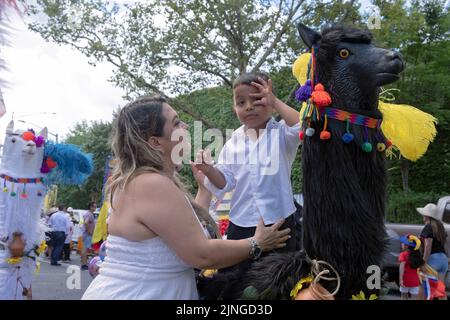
[339,48,350,59]
[11,138,16,143]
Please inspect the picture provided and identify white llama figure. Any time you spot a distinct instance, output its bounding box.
[0,120,48,300]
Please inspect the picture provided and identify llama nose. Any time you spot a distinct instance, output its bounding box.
[389,50,404,71]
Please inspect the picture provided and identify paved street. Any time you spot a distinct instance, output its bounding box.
[32,256,93,300]
[30,253,402,300]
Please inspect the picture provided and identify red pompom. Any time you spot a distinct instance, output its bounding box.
[299,130,305,141]
[46,157,57,169]
[386,140,393,148]
[311,83,332,108]
[22,131,35,141]
[320,130,331,140]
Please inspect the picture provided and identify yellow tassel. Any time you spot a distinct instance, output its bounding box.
[292,53,311,85]
[379,102,437,161]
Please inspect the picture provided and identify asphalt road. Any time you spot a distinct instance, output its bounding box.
[30,254,402,300]
[32,255,94,300]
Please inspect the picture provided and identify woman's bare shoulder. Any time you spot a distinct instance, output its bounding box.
[128,172,182,199]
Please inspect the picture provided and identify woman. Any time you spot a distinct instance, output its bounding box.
[82,95,290,300]
[417,203,448,299]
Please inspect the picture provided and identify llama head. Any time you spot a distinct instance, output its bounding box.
[0,120,47,178]
[297,24,404,112]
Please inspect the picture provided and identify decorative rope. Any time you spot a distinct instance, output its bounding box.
[309,259,341,298]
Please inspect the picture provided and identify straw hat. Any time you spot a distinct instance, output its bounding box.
[47,207,58,216]
[416,203,442,221]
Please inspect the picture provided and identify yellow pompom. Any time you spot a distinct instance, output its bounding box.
[292,53,311,85]
[379,101,437,161]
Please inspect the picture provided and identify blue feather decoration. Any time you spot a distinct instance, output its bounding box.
[43,142,94,186]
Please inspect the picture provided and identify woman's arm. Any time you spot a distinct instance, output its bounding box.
[133,174,289,269]
[423,238,433,262]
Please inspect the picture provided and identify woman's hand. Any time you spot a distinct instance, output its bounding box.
[252,218,291,252]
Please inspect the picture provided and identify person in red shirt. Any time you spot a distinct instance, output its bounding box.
[399,234,425,300]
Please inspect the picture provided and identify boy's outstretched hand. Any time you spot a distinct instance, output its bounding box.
[192,149,215,174]
[250,77,276,109]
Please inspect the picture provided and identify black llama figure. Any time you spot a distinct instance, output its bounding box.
[298,23,403,299]
[198,23,404,300]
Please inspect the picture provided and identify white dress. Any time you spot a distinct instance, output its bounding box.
[82,198,203,300]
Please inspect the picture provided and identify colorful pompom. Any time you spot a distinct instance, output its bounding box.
[342,133,354,143]
[35,136,45,147]
[20,193,28,199]
[376,143,386,152]
[22,131,35,141]
[305,127,315,137]
[295,80,312,102]
[299,131,305,141]
[10,192,17,197]
[3,187,8,193]
[361,142,373,153]
[40,163,50,174]
[320,130,331,140]
[46,157,57,169]
[311,83,332,108]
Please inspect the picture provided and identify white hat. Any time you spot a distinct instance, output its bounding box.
[67,207,74,212]
[416,203,442,221]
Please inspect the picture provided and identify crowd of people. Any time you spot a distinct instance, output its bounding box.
[44,202,97,269]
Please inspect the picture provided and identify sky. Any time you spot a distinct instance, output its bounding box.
[0,5,126,143]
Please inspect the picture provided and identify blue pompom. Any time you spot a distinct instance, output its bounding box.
[342,133,354,143]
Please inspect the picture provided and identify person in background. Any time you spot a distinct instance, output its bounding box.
[81,202,96,270]
[62,207,74,261]
[48,204,70,266]
[417,203,448,300]
[398,234,424,300]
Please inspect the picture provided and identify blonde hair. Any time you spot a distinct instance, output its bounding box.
[109,95,220,239]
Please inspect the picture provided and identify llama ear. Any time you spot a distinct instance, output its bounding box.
[38,127,48,139]
[6,120,14,134]
[297,23,322,49]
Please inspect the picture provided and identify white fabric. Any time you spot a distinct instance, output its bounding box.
[204,118,300,227]
[82,235,198,300]
[82,197,202,300]
[399,286,420,295]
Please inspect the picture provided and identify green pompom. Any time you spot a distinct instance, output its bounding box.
[10,192,17,197]
[361,142,373,153]
[242,286,259,300]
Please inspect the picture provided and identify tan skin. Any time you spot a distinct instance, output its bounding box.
[107,103,290,269]
[195,77,300,189]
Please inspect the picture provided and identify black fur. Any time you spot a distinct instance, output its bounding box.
[299,24,403,299]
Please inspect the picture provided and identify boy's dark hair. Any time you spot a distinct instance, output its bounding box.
[407,247,425,269]
[58,204,66,211]
[232,71,270,89]
[87,201,96,210]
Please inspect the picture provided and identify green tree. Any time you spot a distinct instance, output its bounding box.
[57,120,113,208]
[26,0,319,128]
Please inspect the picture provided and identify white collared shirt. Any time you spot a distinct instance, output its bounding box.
[204,118,301,227]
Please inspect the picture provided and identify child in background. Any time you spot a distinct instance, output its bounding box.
[399,234,424,300]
